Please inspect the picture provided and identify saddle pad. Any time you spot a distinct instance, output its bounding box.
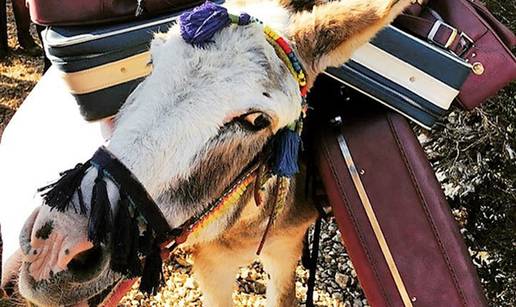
[42,0,223,121]
[308,77,486,306]
[27,0,203,26]
[43,11,180,121]
[325,26,471,129]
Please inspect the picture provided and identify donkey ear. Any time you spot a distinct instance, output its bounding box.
[287,0,412,87]
[277,0,327,12]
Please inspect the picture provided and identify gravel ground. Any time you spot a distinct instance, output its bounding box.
[0,8,41,139]
[0,1,514,306]
[119,219,365,307]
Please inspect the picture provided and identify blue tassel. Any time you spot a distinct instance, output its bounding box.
[272,128,301,177]
[179,2,231,46]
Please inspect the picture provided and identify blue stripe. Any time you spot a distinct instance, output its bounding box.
[45,14,180,72]
[74,78,145,121]
[326,62,447,128]
[370,27,470,90]
[345,61,448,116]
[48,45,151,72]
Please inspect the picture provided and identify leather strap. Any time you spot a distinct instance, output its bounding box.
[336,133,414,307]
[62,52,152,95]
[91,147,173,242]
[305,217,322,307]
[396,13,474,57]
[400,0,516,51]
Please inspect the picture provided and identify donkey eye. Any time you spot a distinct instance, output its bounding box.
[238,112,272,131]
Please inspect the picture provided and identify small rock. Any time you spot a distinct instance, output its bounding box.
[313,291,319,301]
[333,292,344,301]
[255,282,267,294]
[353,298,363,307]
[335,273,349,288]
[184,277,196,289]
[351,269,357,277]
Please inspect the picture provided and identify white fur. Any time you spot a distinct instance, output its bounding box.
[108,18,301,228]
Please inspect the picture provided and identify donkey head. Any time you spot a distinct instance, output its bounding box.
[16,0,411,305]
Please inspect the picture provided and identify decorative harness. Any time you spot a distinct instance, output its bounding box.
[39,2,308,296]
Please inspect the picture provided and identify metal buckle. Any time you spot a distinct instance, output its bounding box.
[453,32,475,57]
[459,32,474,46]
[427,20,458,49]
[456,32,474,56]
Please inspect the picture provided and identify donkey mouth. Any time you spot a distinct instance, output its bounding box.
[18,251,120,307]
[84,279,135,307]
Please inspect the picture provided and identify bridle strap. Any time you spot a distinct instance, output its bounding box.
[90,146,263,253]
[91,147,172,242]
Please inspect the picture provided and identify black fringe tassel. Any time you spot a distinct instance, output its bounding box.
[139,229,154,255]
[111,194,142,277]
[38,157,165,295]
[111,194,131,273]
[87,170,112,245]
[38,162,91,213]
[139,242,163,295]
[127,222,143,278]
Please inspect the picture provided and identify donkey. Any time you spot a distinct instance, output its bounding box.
[7,0,412,305]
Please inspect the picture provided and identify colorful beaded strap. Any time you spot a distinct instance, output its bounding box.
[263,25,308,97]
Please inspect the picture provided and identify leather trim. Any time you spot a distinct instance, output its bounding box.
[60,52,152,94]
[386,114,468,306]
[320,132,393,306]
[351,43,461,104]
[336,132,414,307]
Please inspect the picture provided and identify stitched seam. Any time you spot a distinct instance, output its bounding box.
[387,115,468,306]
[321,131,393,307]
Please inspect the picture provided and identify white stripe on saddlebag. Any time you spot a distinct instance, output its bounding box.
[351,44,459,110]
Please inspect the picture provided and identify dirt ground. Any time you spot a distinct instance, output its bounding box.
[0,3,41,138]
[1,1,515,306]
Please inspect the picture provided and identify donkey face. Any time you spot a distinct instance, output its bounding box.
[16,0,411,305]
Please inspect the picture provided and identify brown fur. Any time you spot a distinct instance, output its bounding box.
[289,0,412,86]
[190,174,317,306]
[278,0,327,12]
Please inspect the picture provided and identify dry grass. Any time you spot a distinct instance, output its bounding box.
[0,1,42,138]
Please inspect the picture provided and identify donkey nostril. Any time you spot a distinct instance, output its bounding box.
[67,246,104,280]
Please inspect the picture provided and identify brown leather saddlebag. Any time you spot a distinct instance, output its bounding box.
[26,0,205,26]
[307,77,487,307]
